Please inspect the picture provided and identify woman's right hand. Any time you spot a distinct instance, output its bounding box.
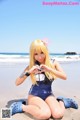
[29,65,40,74]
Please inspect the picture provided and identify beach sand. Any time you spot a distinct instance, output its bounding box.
[0,61,80,120]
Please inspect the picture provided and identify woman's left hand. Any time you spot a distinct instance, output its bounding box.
[40,64,51,72]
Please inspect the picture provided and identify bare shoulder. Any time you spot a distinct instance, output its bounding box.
[51,59,61,69]
[51,59,59,65]
[53,60,60,65]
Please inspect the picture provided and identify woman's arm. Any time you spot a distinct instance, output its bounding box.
[51,60,67,80]
[15,66,30,86]
[15,65,41,86]
[40,60,67,80]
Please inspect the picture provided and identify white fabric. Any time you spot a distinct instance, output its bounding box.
[35,73,45,81]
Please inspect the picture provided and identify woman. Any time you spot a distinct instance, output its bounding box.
[10,40,78,119]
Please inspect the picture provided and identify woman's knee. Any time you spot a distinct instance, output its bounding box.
[51,109,64,119]
[39,109,51,119]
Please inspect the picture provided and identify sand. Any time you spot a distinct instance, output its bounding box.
[0,61,80,120]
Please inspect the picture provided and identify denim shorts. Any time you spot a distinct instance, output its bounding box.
[29,81,53,100]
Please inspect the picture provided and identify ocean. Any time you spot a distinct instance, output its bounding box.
[0,52,80,64]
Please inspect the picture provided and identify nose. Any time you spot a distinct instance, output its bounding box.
[38,55,42,59]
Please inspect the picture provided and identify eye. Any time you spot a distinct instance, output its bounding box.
[34,53,38,55]
[41,51,44,54]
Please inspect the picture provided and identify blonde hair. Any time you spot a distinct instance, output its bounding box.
[29,39,56,84]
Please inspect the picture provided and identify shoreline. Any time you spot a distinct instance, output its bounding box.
[0,56,80,63]
[0,52,80,63]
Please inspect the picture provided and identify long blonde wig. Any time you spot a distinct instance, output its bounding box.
[29,39,56,84]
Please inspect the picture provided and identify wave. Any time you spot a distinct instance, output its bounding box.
[0,54,80,63]
[0,54,29,63]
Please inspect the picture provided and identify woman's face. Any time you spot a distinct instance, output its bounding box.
[34,51,46,64]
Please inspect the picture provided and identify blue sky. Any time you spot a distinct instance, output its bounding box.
[0,0,80,53]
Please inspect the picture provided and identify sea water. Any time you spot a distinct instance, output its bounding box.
[0,52,80,64]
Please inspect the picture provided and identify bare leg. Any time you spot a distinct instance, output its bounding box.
[22,95,51,119]
[45,96,65,119]
[59,101,65,110]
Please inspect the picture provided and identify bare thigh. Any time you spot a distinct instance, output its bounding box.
[27,95,51,119]
[28,94,50,110]
[45,96,65,119]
